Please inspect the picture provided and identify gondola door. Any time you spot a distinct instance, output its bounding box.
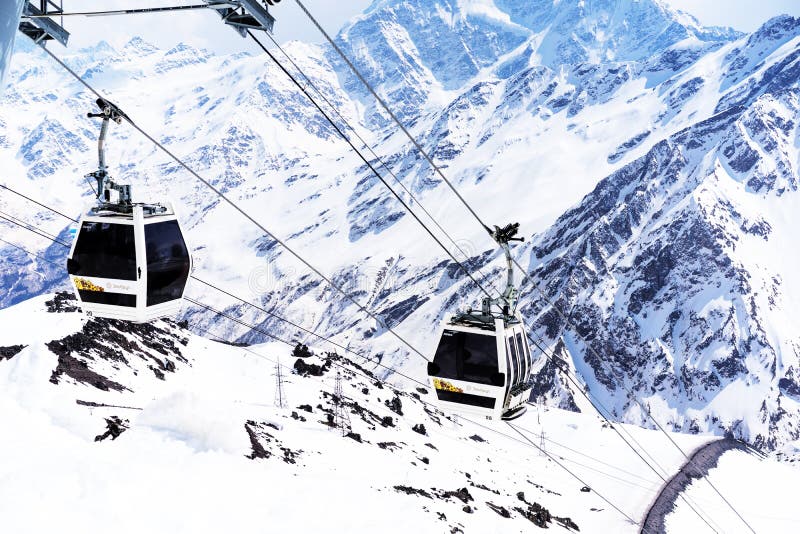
[510,330,525,407]
[68,215,140,320]
[505,332,521,409]
[133,206,148,320]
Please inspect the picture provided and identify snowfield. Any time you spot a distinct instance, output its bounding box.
[1,293,798,532]
[666,450,800,533]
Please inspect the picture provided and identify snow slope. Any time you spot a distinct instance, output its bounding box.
[666,449,800,533]
[2,292,795,533]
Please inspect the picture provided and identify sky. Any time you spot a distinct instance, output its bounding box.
[22,0,800,56]
[665,0,800,31]
[45,0,374,55]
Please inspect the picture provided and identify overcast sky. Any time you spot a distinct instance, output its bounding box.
[43,1,800,55]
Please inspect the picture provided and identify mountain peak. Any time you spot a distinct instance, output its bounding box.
[750,14,800,43]
[123,36,159,55]
[333,0,743,125]
[166,42,201,56]
[77,40,116,56]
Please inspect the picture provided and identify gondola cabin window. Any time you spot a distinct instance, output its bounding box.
[508,335,520,380]
[516,332,529,380]
[70,222,137,280]
[145,220,191,306]
[432,330,500,386]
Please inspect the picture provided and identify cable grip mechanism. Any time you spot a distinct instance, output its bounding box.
[482,222,525,319]
[85,97,132,207]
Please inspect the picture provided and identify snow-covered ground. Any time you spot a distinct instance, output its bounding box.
[1,293,798,532]
[666,450,800,533]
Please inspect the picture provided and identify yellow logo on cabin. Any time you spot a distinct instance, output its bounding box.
[74,278,105,292]
[433,378,463,393]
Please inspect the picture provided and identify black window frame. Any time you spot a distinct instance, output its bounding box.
[432,329,501,386]
[516,332,529,382]
[69,221,137,281]
[144,220,190,307]
[508,335,520,384]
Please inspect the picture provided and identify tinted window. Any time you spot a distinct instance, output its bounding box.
[78,290,136,307]
[462,333,499,383]
[504,341,513,407]
[145,220,190,306]
[70,222,136,281]
[508,336,519,382]
[432,330,499,386]
[435,389,495,409]
[516,333,529,381]
[433,330,459,380]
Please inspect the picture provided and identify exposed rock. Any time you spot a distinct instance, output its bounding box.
[245,420,301,464]
[437,487,473,504]
[47,317,186,392]
[486,502,511,518]
[346,432,362,442]
[94,416,129,442]
[292,343,313,358]
[0,344,25,361]
[394,485,432,499]
[380,416,395,427]
[293,358,327,377]
[385,395,403,416]
[45,291,79,313]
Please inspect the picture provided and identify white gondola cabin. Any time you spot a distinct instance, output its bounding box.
[428,310,532,421]
[67,202,191,323]
[427,222,533,421]
[66,98,192,323]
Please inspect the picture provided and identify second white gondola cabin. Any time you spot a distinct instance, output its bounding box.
[427,310,532,421]
[66,202,191,323]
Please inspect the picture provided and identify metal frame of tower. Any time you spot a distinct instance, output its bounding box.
[332,371,351,436]
[16,1,281,49]
[19,1,69,46]
[273,356,287,409]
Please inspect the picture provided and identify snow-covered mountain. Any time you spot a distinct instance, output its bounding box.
[2,0,800,465]
[522,13,800,454]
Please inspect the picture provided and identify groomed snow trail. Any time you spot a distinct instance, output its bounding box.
[640,439,753,534]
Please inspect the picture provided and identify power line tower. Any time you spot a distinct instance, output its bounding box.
[273,356,287,409]
[332,371,351,436]
[539,430,546,457]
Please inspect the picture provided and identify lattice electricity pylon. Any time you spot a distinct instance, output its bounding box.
[332,371,351,436]
[539,431,546,457]
[273,356,287,409]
